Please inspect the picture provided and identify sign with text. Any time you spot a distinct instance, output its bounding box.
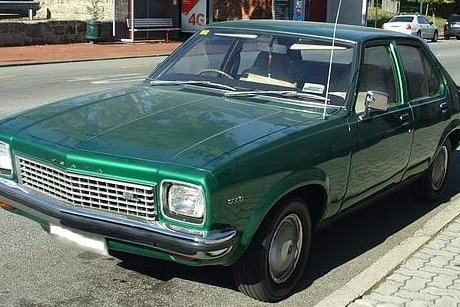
[181,0,206,32]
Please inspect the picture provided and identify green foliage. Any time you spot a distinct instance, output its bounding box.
[366,6,447,34]
[400,0,459,18]
[86,0,104,21]
[366,7,394,28]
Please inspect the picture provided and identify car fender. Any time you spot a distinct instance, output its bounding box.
[237,167,330,249]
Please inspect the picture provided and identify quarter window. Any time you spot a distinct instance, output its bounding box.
[398,45,441,100]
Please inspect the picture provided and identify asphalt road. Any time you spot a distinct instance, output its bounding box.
[0,57,165,118]
[0,40,459,307]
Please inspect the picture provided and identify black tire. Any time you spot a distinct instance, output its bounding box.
[432,31,438,42]
[445,35,450,40]
[457,36,460,40]
[413,139,451,201]
[232,197,311,302]
[417,31,422,38]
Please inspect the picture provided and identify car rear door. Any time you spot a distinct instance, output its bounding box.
[393,40,451,179]
[418,16,434,39]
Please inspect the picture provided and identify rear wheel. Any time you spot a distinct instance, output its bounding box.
[232,197,312,302]
[412,139,451,201]
[445,35,451,40]
[417,31,422,38]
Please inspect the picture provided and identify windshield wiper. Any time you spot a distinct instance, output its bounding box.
[149,80,236,91]
[224,90,330,103]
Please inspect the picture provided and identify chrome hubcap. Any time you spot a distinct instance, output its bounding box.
[431,145,448,191]
[269,214,303,284]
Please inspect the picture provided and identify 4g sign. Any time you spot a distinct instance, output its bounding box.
[188,13,205,27]
[181,0,207,32]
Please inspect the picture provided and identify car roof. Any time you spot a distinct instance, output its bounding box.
[207,20,413,43]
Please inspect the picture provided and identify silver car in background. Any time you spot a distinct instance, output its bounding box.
[382,14,438,42]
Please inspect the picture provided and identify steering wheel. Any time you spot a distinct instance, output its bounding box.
[198,69,235,80]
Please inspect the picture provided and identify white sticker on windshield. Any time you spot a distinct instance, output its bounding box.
[301,83,325,94]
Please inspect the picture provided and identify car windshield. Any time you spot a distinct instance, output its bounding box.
[148,29,355,107]
[389,16,414,23]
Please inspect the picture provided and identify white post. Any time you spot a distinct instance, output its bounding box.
[130,0,134,42]
[112,0,116,38]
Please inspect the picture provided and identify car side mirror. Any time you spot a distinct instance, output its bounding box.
[359,90,389,120]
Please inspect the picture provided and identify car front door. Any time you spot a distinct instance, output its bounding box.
[342,42,413,209]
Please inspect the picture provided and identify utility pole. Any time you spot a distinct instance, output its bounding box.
[375,0,378,28]
[419,0,424,14]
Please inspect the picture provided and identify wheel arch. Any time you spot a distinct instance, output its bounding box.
[442,120,460,152]
[238,170,329,252]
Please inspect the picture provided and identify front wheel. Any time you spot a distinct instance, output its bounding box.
[412,139,451,201]
[432,31,438,42]
[232,197,311,302]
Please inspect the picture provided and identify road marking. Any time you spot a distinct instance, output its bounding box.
[121,64,150,68]
[0,75,15,80]
[66,73,145,84]
[91,76,146,84]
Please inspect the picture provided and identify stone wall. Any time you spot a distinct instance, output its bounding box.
[0,0,130,46]
[36,0,114,21]
[0,20,113,46]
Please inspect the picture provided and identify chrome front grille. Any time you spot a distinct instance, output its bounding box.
[16,155,156,222]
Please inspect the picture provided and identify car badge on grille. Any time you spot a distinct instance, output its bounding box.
[122,192,138,202]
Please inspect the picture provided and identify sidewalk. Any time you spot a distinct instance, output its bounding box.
[315,192,460,307]
[0,40,182,66]
[1,40,460,307]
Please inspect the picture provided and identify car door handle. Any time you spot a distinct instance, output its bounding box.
[439,102,448,113]
[399,113,411,126]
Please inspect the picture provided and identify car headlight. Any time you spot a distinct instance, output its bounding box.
[0,142,12,176]
[162,181,205,224]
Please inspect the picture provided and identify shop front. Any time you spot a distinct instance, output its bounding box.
[118,0,366,41]
[180,0,365,32]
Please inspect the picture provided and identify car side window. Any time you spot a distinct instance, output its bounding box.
[398,45,441,101]
[355,45,397,113]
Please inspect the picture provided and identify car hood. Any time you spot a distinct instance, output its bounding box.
[3,86,326,168]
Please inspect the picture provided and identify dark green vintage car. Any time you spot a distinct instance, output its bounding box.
[1,20,460,302]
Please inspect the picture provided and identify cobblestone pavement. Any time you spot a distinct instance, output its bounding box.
[313,187,460,307]
[349,218,460,307]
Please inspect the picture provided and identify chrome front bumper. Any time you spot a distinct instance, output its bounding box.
[0,179,237,261]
